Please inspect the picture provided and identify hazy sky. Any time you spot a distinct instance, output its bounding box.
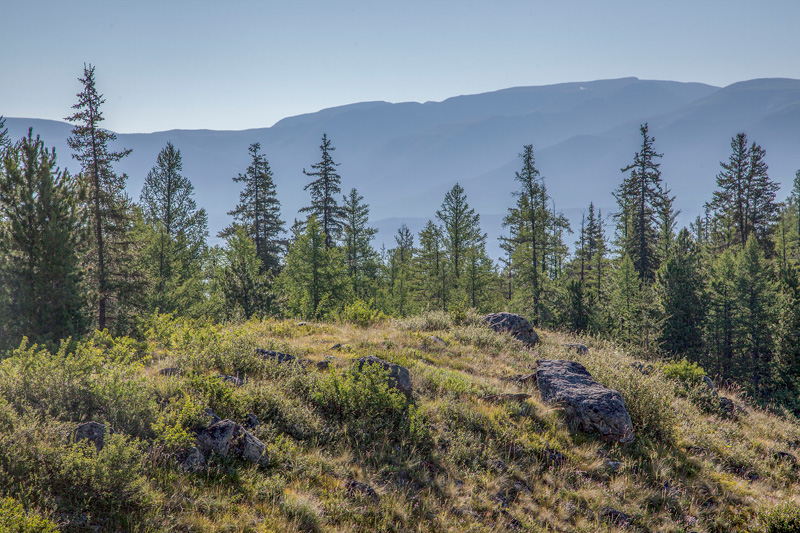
[3,0,799,133]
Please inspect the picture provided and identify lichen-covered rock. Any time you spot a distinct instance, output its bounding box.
[256,348,296,364]
[74,421,111,451]
[483,312,539,346]
[180,446,206,472]
[196,419,268,465]
[536,359,634,443]
[355,355,412,395]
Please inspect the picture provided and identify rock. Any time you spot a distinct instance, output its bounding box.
[536,359,635,443]
[159,367,183,377]
[330,343,342,350]
[355,355,412,395]
[483,312,539,347]
[630,362,654,375]
[565,343,588,354]
[605,460,623,473]
[296,322,308,326]
[484,393,531,403]
[180,446,206,472]
[490,459,508,473]
[788,440,800,450]
[687,446,707,455]
[494,481,530,507]
[196,419,268,465]
[316,360,330,370]
[702,376,717,394]
[429,335,448,346]
[775,451,797,464]
[74,421,111,451]
[602,507,631,527]
[543,446,568,467]
[719,397,737,417]
[218,374,244,387]
[256,348,296,364]
[203,408,221,425]
[345,480,379,501]
[244,413,260,430]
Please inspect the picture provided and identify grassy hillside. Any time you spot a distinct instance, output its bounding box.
[0,312,799,532]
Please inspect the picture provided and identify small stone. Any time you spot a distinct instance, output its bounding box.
[355,355,412,395]
[602,507,631,527]
[256,348,296,364]
[775,451,797,464]
[429,335,448,346]
[345,480,379,501]
[218,374,244,387]
[605,460,623,473]
[719,397,737,417]
[296,322,308,326]
[543,446,568,467]
[316,360,330,370]
[74,421,111,451]
[159,367,183,376]
[180,446,206,472]
[330,343,342,350]
[195,419,268,465]
[483,393,531,403]
[565,343,588,354]
[490,459,508,473]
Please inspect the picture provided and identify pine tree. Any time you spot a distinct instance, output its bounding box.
[656,228,705,359]
[706,249,737,377]
[341,188,379,299]
[300,134,343,248]
[223,142,284,274]
[218,227,271,320]
[463,233,495,310]
[610,253,640,345]
[436,184,480,296]
[0,116,10,154]
[657,185,679,262]
[385,224,414,316]
[65,64,138,331]
[0,130,86,346]
[140,142,208,312]
[278,216,349,318]
[614,123,665,281]
[709,133,780,249]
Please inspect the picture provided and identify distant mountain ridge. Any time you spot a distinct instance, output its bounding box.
[6,77,800,258]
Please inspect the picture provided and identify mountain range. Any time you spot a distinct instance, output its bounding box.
[6,76,800,259]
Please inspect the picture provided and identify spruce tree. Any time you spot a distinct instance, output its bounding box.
[300,134,343,248]
[707,248,737,377]
[140,142,208,312]
[65,64,139,331]
[0,116,10,154]
[385,224,414,316]
[415,220,447,310]
[223,142,284,274]
[614,123,665,281]
[709,133,780,249]
[219,227,272,319]
[341,188,379,299]
[436,183,481,305]
[657,228,705,359]
[0,130,86,346]
[278,216,349,318]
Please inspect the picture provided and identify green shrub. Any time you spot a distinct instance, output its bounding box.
[152,394,206,447]
[340,299,387,328]
[0,498,58,533]
[759,502,800,533]
[662,359,706,385]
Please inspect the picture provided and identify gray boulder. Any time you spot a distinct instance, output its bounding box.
[196,419,268,465]
[536,359,634,443]
[74,421,111,451]
[483,312,539,347]
[180,446,206,472]
[356,355,412,395]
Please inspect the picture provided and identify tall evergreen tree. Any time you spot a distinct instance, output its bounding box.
[614,123,665,281]
[140,142,208,312]
[65,64,139,331]
[0,130,86,346]
[708,133,780,249]
[341,188,379,299]
[0,116,10,154]
[436,183,482,306]
[300,134,343,248]
[657,228,705,359]
[706,248,737,377]
[415,220,447,310]
[223,143,284,274]
[278,216,349,318]
[218,227,271,320]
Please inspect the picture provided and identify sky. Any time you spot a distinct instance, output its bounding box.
[2,0,799,133]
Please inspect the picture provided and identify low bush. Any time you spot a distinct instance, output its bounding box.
[759,501,800,533]
[340,299,387,328]
[0,498,58,532]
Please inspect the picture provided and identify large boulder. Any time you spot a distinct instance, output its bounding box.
[196,419,269,465]
[355,356,412,395]
[536,359,634,443]
[483,312,539,347]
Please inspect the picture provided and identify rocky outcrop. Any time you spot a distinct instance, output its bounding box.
[355,356,412,395]
[536,359,634,443]
[483,312,539,347]
[256,348,296,364]
[195,419,268,465]
[74,421,111,451]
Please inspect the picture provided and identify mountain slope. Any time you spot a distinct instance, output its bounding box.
[7,77,800,257]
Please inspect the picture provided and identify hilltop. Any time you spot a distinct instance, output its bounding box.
[1,312,798,532]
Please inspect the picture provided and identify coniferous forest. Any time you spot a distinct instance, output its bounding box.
[2,65,800,531]
[4,65,797,411]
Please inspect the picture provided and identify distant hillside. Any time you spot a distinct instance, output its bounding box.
[7,77,800,258]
